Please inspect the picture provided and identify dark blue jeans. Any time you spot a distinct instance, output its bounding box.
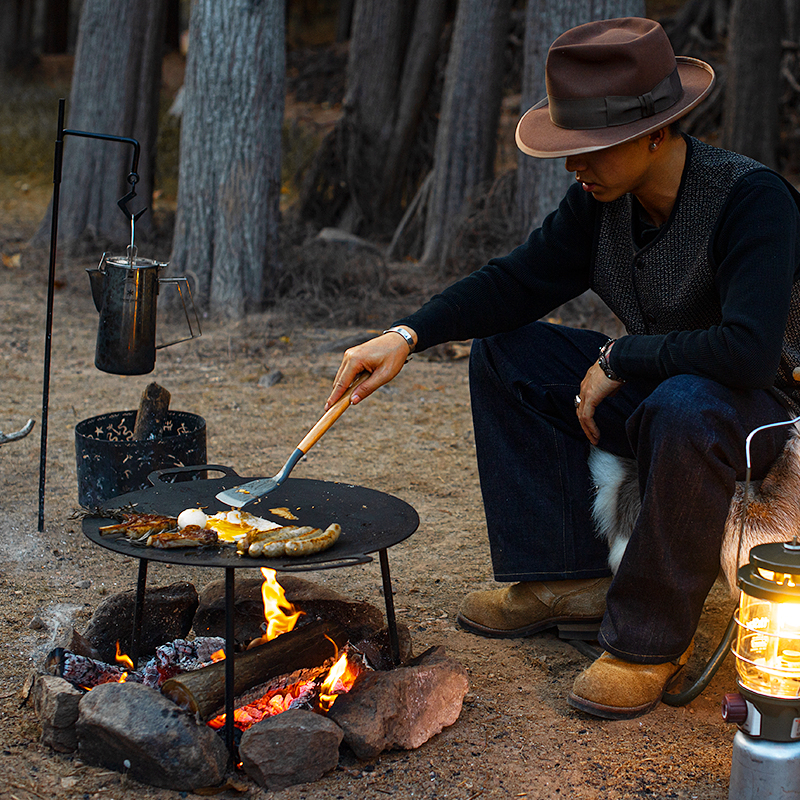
[470,321,790,662]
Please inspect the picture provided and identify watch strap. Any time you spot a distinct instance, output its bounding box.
[383,326,415,353]
[598,338,625,382]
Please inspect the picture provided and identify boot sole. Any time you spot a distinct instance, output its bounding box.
[566,692,661,720]
[566,666,686,720]
[456,612,602,641]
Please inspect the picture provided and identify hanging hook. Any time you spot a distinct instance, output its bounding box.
[117,172,147,223]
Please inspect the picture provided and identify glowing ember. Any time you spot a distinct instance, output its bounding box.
[207,680,317,731]
[207,649,366,733]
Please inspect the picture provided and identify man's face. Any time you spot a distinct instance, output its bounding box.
[564,136,653,203]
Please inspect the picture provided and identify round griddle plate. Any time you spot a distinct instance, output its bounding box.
[81,465,419,571]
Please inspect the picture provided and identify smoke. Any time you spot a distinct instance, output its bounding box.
[0,511,48,566]
[30,602,84,666]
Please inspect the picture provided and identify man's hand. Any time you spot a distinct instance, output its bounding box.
[576,361,624,445]
[324,327,418,410]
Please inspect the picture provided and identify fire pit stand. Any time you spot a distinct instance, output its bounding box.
[81,465,420,753]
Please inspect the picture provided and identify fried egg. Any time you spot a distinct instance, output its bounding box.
[177,508,283,543]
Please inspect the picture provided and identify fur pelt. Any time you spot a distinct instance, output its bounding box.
[589,429,800,596]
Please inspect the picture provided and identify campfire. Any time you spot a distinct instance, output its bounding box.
[50,569,369,730]
[30,571,469,792]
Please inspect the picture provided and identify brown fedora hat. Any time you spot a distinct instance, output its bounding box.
[516,17,715,158]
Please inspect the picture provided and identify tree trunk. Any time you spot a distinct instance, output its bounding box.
[169,0,285,316]
[335,0,355,42]
[298,0,444,237]
[0,2,19,75]
[419,0,512,270]
[514,0,646,238]
[721,0,784,169]
[379,0,447,225]
[337,0,414,233]
[32,0,166,254]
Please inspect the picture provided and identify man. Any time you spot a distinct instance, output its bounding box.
[326,17,800,719]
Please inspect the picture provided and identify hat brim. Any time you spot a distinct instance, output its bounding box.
[515,57,715,158]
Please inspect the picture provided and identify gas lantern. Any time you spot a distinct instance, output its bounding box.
[723,538,800,799]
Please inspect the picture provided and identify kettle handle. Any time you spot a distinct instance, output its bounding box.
[156,276,202,349]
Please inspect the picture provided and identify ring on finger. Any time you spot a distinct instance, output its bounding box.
[574,395,582,409]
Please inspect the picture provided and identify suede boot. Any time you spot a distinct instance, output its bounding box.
[568,643,693,720]
[456,577,612,640]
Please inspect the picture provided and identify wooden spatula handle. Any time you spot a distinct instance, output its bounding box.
[296,372,369,454]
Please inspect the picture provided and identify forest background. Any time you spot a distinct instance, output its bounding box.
[3,0,800,324]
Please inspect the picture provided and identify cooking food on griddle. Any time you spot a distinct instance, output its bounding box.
[147,525,219,549]
[95,507,341,556]
[98,512,178,540]
[241,522,342,558]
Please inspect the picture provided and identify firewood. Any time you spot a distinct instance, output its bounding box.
[47,648,142,688]
[161,619,348,720]
[47,637,225,691]
[133,382,171,441]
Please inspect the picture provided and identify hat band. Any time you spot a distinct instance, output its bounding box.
[549,68,683,130]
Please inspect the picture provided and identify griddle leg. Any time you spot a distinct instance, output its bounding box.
[378,549,400,664]
[225,567,236,755]
[130,558,148,666]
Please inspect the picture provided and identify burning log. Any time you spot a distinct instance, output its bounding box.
[46,648,141,688]
[161,619,348,720]
[47,637,225,691]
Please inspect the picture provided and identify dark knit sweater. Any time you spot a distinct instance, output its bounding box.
[396,137,800,406]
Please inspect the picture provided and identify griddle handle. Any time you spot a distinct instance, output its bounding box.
[147,464,241,485]
[275,555,374,571]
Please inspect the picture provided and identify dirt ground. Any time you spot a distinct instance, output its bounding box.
[0,182,742,800]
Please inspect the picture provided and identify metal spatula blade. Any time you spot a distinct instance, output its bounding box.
[214,448,304,508]
[215,372,367,510]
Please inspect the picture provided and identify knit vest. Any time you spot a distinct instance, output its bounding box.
[591,136,800,410]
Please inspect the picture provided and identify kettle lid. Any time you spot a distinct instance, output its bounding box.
[104,254,167,269]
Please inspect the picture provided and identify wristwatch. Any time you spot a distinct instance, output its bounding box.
[383,326,415,353]
[598,338,625,383]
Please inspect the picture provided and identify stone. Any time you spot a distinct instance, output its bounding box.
[31,674,82,752]
[76,681,229,791]
[83,582,198,663]
[258,369,283,387]
[238,708,343,789]
[326,646,469,760]
[352,623,414,671]
[61,627,102,660]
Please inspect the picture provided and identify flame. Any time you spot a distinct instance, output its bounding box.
[111,642,133,681]
[209,648,226,663]
[318,651,362,713]
[115,642,134,671]
[260,567,303,640]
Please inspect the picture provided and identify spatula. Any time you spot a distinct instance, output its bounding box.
[215,372,368,509]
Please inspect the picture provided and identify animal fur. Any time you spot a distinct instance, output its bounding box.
[589,429,800,596]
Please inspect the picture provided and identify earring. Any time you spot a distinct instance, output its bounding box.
[649,142,657,151]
